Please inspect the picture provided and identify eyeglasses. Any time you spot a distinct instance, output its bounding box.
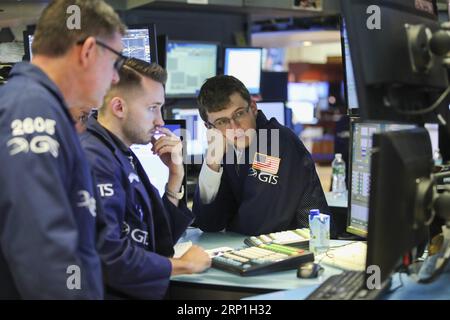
[77,38,127,71]
[205,106,251,130]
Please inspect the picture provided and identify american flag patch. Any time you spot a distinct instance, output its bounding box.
[252,153,281,175]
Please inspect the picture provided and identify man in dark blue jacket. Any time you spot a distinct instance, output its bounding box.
[193,75,331,236]
[80,58,211,299]
[0,0,126,299]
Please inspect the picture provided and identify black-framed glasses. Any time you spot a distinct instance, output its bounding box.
[77,38,127,71]
[205,106,251,130]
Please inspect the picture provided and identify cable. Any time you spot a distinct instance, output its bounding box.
[318,241,361,264]
[393,85,450,116]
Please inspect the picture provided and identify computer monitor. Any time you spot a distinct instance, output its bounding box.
[130,120,187,202]
[340,18,359,115]
[367,128,432,284]
[171,108,208,157]
[23,31,34,61]
[257,102,285,125]
[286,101,317,125]
[24,25,158,64]
[223,47,262,95]
[341,0,448,122]
[122,25,158,64]
[347,120,416,237]
[166,41,218,98]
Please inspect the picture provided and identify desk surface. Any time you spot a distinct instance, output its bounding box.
[171,228,346,295]
[172,229,450,300]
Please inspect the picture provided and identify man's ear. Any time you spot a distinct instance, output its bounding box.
[110,97,126,119]
[78,37,97,69]
[250,100,258,116]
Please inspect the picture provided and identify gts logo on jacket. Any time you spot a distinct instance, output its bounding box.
[121,222,149,246]
[248,168,279,185]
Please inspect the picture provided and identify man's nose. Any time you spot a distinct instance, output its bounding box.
[154,109,165,127]
[229,118,241,129]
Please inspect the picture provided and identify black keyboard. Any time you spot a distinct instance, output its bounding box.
[306,271,389,300]
[212,244,314,276]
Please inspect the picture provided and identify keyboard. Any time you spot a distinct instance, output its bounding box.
[306,271,389,300]
[244,228,310,249]
[317,241,367,271]
[212,243,314,276]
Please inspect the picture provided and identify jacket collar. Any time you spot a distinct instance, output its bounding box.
[256,110,270,129]
[86,116,131,155]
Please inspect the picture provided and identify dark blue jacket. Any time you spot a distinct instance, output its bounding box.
[80,117,194,299]
[193,111,330,236]
[0,63,103,299]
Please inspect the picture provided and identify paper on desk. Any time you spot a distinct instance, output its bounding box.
[173,241,192,258]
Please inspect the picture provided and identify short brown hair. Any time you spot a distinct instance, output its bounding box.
[197,75,251,122]
[32,0,126,57]
[121,58,168,87]
[100,58,167,112]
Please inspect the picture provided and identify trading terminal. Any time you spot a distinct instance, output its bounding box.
[0,0,450,301]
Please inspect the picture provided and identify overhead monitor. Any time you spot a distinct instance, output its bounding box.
[224,47,262,95]
[122,25,157,64]
[166,41,218,98]
[24,25,158,64]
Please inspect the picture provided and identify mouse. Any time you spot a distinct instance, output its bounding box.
[297,262,324,279]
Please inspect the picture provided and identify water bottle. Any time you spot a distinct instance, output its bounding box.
[309,209,330,255]
[433,149,443,166]
[331,153,346,197]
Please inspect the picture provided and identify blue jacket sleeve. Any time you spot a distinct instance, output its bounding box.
[0,95,101,299]
[84,144,172,299]
[144,190,194,258]
[192,171,238,232]
[161,195,194,243]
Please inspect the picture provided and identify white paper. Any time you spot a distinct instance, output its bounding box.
[173,241,192,258]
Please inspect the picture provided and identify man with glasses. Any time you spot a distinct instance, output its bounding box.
[0,0,126,299]
[193,75,330,236]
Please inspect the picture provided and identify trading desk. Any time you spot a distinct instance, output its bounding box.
[169,228,347,300]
